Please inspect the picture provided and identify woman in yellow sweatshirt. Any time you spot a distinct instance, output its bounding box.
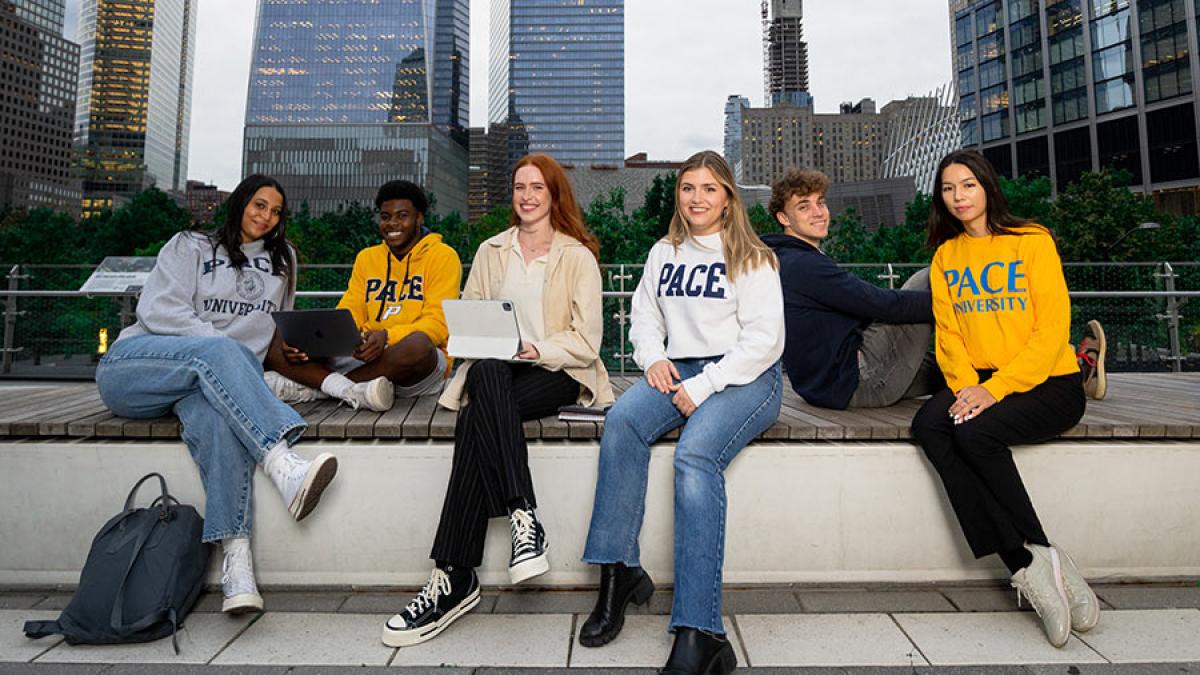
[912,150,1099,648]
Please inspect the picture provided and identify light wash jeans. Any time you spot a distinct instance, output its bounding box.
[582,358,782,635]
[95,334,307,543]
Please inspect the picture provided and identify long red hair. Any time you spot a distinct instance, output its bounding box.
[509,154,600,261]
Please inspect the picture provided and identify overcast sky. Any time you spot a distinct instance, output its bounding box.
[64,0,952,192]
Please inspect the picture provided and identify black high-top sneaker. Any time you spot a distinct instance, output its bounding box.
[381,565,480,647]
[508,505,549,584]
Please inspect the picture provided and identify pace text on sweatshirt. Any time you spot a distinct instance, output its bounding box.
[630,232,785,407]
[117,232,293,362]
[930,225,1078,401]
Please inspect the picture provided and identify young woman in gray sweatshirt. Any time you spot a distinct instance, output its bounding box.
[95,175,338,615]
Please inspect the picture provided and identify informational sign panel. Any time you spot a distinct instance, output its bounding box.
[80,257,156,294]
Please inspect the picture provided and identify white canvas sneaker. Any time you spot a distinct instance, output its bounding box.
[221,539,263,614]
[265,450,338,521]
[339,376,395,412]
[264,371,326,403]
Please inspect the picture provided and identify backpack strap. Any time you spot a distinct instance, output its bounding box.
[22,620,62,639]
[107,511,162,632]
[124,473,171,517]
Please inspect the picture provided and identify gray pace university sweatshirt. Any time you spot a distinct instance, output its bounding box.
[115,231,295,361]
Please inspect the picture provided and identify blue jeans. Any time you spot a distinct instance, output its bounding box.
[582,358,782,634]
[95,335,307,543]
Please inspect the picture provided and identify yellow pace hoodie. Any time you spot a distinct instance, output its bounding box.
[930,224,1078,402]
[336,231,462,355]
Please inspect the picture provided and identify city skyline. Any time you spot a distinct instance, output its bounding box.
[59,0,953,194]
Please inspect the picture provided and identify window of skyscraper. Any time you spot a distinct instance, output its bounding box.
[976,0,1002,36]
[1009,0,1041,21]
[1018,136,1051,178]
[983,144,1014,177]
[956,12,973,45]
[1055,127,1092,190]
[1139,0,1191,103]
[1146,103,1199,181]
[1097,115,1143,183]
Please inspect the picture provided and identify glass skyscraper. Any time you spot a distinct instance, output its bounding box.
[953,0,1200,209]
[489,0,624,166]
[244,0,469,216]
[74,0,197,218]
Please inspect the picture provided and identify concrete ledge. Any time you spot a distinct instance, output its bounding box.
[1,437,1198,588]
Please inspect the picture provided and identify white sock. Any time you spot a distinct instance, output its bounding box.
[320,372,354,399]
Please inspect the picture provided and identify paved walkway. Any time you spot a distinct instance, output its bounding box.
[4,584,1200,673]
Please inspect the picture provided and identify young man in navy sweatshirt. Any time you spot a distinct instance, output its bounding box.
[761,169,943,410]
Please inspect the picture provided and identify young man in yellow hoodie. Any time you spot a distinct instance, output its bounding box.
[266,180,462,411]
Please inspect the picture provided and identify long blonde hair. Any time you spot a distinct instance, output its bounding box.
[666,151,777,280]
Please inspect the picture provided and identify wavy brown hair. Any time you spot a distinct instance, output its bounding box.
[927,149,1041,250]
[509,154,600,261]
[667,150,777,280]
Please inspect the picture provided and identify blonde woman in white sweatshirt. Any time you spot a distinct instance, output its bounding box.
[579,151,784,675]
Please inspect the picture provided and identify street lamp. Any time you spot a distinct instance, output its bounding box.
[1105,222,1160,260]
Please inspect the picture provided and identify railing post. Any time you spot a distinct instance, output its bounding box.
[610,264,633,376]
[3,264,27,374]
[118,294,135,328]
[879,263,898,289]
[1155,262,1184,373]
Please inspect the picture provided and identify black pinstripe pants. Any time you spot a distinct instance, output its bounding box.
[430,359,580,568]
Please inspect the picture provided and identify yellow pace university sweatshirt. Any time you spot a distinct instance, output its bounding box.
[930,225,1078,402]
[336,232,462,355]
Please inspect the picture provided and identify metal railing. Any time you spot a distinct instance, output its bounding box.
[1,262,1197,376]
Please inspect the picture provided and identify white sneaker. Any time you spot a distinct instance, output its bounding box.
[264,371,326,403]
[221,540,263,614]
[1011,543,1071,648]
[1056,545,1101,632]
[339,375,395,412]
[265,450,338,521]
[508,508,549,584]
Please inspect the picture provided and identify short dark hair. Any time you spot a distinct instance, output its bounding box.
[769,169,829,218]
[375,180,429,213]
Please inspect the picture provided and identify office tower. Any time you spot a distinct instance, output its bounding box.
[953,0,1200,211]
[489,0,624,166]
[724,95,751,182]
[740,100,887,186]
[243,0,469,216]
[186,179,228,225]
[468,125,511,222]
[1,0,80,214]
[763,0,812,108]
[74,0,196,218]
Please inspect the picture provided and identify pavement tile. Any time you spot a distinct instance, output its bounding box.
[100,662,290,667]
[0,665,108,675]
[388,613,570,667]
[893,612,1105,665]
[1075,609,1200,663]
[797,590,955,613]
[0,595,46,610]
[1094,585,1200,610]
[295,669,470,675]
[722,588,803,614]
[36,613,255,665]
[211,612,392,666]
[736,613,924,667]
[1,610,63,663]
[338,592,498,615]
[31,595,72,611]
[941,588,1027,612]
[493,589,596,614]
[478,670,656,675]
[568,615,746,668]
[190,592,225,613]
[1026,664,1200,674]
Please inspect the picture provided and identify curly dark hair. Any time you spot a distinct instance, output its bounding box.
[768,168,829,220]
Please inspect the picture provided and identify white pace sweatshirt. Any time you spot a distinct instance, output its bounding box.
[630,232,785,406]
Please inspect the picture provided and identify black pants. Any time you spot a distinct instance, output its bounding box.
[431,359,580,568]
[911,371,1085,559]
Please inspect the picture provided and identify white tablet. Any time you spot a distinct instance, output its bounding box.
[443,299,525,361]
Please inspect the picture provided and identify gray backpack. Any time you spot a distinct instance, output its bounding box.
[24,473,212,652]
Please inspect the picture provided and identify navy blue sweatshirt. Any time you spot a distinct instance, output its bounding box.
[761,233,933,409]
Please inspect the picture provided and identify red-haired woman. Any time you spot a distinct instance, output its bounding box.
[381,154,614,647]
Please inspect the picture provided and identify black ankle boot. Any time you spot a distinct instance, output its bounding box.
[660,627,737,675]
[578,562,654,647]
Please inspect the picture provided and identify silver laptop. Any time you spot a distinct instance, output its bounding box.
[443,299,523,361]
